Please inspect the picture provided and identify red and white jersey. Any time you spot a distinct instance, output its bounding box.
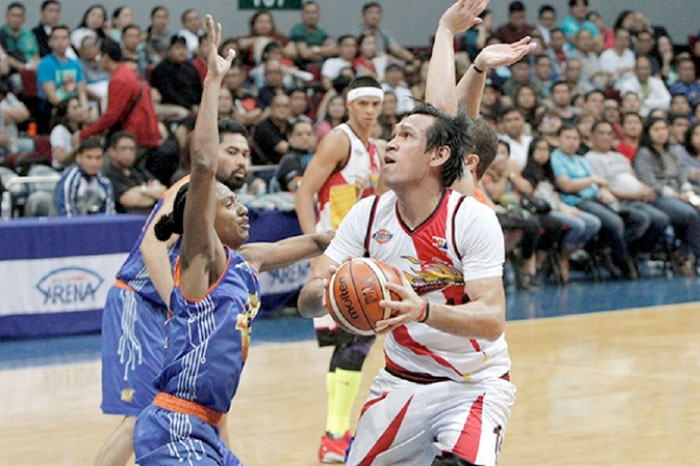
[325,190,510,383]
[315,123,380,232]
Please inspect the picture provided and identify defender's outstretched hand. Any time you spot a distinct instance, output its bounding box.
[474,37,537,71]
[439,0,490,35]
[203,14,236,79]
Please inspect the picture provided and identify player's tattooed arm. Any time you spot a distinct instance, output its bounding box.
[239,230,335,272]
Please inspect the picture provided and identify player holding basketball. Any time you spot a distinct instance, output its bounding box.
[299,101,514,466]
[98,16,331,466]
[295,75,384,461]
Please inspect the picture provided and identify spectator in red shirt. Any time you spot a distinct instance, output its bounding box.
[616,111,643,161]
[80,39,160,152]
[494,1,535,44]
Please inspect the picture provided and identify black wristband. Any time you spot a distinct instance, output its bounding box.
[473,63,485,74]
[418,301,430,323]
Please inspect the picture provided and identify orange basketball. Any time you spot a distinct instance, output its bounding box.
[324,258,403,335]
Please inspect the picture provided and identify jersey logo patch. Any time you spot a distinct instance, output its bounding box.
[372,229,393,244]
[403,256,464,295]
[432,236,449,250]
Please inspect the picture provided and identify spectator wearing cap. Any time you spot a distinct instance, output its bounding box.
[289,0,336,64]
[54,137,115,216]
[381,63,414,115]
[670,54,700,110]
[177,9,202,57]
[357,2,414,64]
[77,34,109,112]
[150,34,202,113]
[494,1,536,44]
[32,0,61,57]
[80,39,160,155]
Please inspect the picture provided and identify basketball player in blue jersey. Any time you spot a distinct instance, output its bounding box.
[132,15,331,465]
[96,20,332,466]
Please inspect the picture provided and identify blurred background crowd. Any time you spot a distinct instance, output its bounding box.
[1,0,700,288]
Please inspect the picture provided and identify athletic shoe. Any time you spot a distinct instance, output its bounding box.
[318,431,351,463]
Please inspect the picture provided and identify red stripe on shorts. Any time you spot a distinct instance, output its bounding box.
[360,391,388,417]
[358,395,413,466]
[451,393,484,462]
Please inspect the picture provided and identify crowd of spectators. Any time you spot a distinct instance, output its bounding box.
[1,0,700,285]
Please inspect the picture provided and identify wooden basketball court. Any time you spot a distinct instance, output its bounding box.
[1,302,698,465]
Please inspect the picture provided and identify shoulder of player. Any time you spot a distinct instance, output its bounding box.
[452,194,498,224]
[316,129,350,162]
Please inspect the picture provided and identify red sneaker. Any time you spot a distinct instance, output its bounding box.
[318,431,351,463]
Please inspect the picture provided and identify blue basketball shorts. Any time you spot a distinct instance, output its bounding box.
[101,286,167,416]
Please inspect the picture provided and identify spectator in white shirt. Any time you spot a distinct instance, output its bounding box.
[498,107,532,171]
[536,5,556,46]
[381,63,414,115]
[599,27,635,84]
[321,35,356,90]
[177,9,202,57]
[615,56,671,117]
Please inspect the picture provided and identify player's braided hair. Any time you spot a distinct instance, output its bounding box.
[154,183,189,241]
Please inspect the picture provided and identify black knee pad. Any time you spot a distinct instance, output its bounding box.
[329,340,371,372]
[432,451,479,466]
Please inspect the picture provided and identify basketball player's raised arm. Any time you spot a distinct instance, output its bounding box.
[238,230,334,273]
[294,130,350,234]
[140,190,181,308]
[179,16,235,298]
[456,38,535,117]
[425,0,488,117]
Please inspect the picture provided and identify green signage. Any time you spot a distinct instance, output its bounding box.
[238,0,302,9]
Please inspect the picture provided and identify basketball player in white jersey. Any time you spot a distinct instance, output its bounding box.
[299,100,514,465]
[295,76,384,462]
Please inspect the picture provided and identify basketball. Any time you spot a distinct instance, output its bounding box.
[324,258,403,336]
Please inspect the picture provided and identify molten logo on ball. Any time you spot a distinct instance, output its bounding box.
[337,275,359,321]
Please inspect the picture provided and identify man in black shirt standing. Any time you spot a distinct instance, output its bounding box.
[103,131,166,213]
[150,35,202,115]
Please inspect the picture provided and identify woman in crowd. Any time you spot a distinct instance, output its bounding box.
[673,121,700,185]
[314,94,346,141]
[634,117,700,274]
[237,10,294,65]
[520,136,602,283]
[72,5,108,50]
[109,6,133,44]
[49,97,85,170]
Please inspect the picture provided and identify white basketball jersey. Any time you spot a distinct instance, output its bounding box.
[325,190,511,383]
[315,123,380,232]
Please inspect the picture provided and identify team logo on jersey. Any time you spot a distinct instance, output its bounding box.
[402,256,464,295]
[236,292,261,363]
[432,236,449,250]
[372,229,393,243]
[121,388,135,402]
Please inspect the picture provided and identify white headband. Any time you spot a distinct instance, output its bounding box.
[347,87,384,103]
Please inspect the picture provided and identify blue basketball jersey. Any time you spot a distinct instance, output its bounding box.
[154,247,261,414]
[116,177,189,304]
